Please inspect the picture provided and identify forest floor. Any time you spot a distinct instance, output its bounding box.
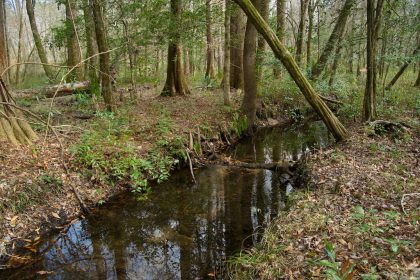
[231,122,420,279]
[0,86,255,267]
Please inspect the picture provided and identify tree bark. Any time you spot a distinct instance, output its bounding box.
[230,5,245,89]
[66,0,83,81]
[274,0,286,77]
[205,0,215,79]
[82,0,98,84]
[0,0,7,81]
[233,0,349,141]
[363,0,384,122]
[14,0,24,85]
[311,0,355,79]
[223,0,231,106]
[25,0,55,82]
[306,0,315,68]
[242,0,259,133]
[161,0,191,96]
[328,42,342,87]
[91,0,113,110]
[256,0,269,81]
[295,0,309,66]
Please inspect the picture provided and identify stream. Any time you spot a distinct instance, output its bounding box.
[1,121,332,280]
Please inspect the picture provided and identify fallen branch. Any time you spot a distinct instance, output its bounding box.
[319,94,343,105]
[185,148,197,184]
[211,158,294,175]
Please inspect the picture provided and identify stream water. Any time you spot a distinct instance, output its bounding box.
[2,121,332,280]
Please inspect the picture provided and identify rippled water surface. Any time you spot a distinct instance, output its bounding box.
[2,121,332,280]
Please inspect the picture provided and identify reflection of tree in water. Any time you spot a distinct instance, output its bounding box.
[5,123,331,280]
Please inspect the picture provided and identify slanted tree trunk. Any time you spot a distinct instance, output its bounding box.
[311,0,355,79]
[82,0,98,84]
[295,0,309,66]
[205,0,215,79]
[66,0,83,81]
[385,47,419,90]
[230,5,245,89]
[91,0,113,110]
[161,0,190,96]
[363,0,384,122]
[223,0,231,106]
[25,0,54,82]
[233,0,349,141]
[328,43,342,87]
[273,0,286,77]
[242,0,259,133]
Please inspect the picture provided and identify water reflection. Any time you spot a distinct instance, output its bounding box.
[1,121,331,280]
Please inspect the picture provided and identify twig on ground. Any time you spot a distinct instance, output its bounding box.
[185,148,197,184]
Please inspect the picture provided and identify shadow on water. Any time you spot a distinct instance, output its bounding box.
[1,121,332,280]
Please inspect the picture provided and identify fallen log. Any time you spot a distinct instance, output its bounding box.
[211,158,294,175]
[45,81,91,98]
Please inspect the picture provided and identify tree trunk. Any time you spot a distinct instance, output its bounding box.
[66,0,83,81]
[363,0,384,122]
[223,0,231,106]
[311,0,355,79]
[306,0,315,68]
[230,5,245,89]
[242,0,259,133]
[295,0,309,66]
[274,0,286,77]
[415,67,420,87]
[14,0,24,85]
[161,0,190,96]
[205,0,215,79]
[25,0,54,82]
[233,0,349,141]
[256,0,269,82]
[328,43,342,87]
[347,15,354,74]
[82,0,98,84]
[91,0,113,110]
[0,0,7,82]
[385,47,419,90]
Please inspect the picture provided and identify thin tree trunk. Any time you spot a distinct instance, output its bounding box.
[66,0,83,81]
[161,0,190,96]
[91,0,113,110]
[26,0,54,81]
[15,0,24,85]
[311,0,355,79]
[233,0,349,141]
[295,0,309,66]
[256,0,268,82]
[223,0,231,105]
[306,0,315,68]
[205,0,215,79]
[329,43,342,87]
[0,0,8,81]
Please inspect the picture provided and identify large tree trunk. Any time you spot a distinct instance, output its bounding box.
[223,0,231,106]
[233,0,349,141]
[311,0,355,79]
[25,0,55,82]
[385,47,419,90]
[91,0,113,110]
[273,0,286,77]
[205,0,215,79]
[161,0,190,96]
[242,0,259,133]
[82,0,98,84]
[230,5,245,89]
[363,0,384,122]
[295,0,309,66]
[66,0,83,81]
